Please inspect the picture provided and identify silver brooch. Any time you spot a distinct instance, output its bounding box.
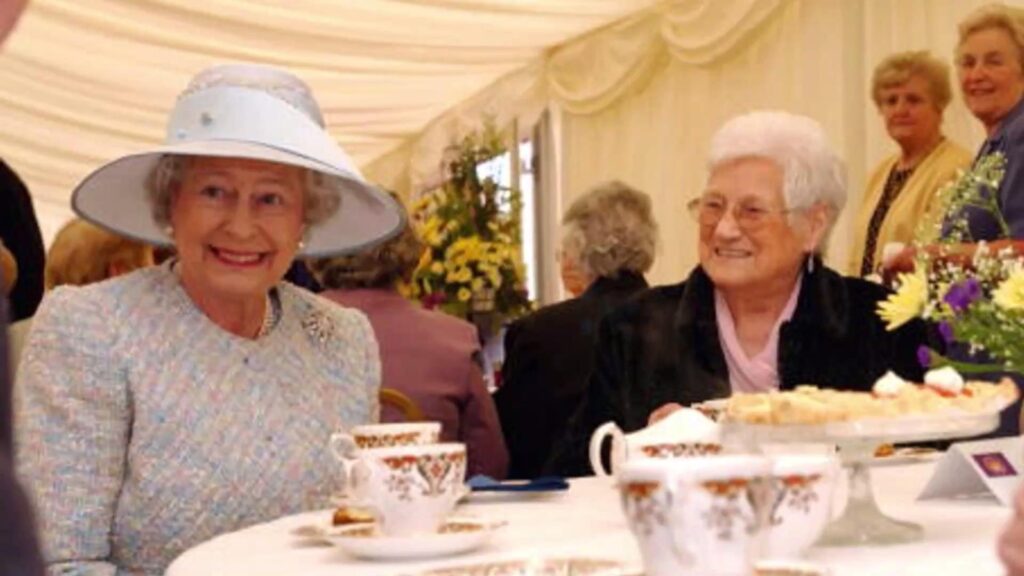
[302,310,336,347]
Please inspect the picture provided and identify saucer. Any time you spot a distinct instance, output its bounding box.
[414,557,627,575]
[325,518,502,560]
[754,560,831,576]
[871,446,941,467]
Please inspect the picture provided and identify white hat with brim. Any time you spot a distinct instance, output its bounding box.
[72,84,404,258]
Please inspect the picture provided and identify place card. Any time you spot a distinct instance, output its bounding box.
[918,436,1023,506]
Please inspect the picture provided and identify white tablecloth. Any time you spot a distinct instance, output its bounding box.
[166,462,1011,575]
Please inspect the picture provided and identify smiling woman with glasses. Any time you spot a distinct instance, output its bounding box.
[549,111,934,477]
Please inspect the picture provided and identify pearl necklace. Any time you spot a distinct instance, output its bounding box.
[256,291,280,339]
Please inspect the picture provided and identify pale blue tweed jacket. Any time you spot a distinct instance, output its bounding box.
[15,265,380,575]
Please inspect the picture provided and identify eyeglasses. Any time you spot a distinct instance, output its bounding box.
[686,196,794,231]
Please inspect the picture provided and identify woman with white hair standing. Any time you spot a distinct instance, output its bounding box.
[550,111,932,477]
[15,64,403,574]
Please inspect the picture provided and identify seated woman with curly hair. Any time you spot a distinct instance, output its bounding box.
[311,197,509,479]
[494,180,657,479]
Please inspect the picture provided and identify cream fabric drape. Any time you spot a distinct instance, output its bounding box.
[2,0,1017,289]
[558,0,1003,285]
[371,0,1004,288]
[0,0,661,243]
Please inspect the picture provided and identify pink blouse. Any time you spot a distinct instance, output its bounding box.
[714,278,802,393]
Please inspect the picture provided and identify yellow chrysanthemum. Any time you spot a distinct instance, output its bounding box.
[457,287,472,302]
[994,269,1024,310]
[430,261,444,275]
[877,271,928,331]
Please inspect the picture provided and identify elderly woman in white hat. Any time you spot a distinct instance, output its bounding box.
[15,64,403,575]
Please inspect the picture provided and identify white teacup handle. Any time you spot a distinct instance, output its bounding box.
[329,433,360,498]
[346,459,379,515]
[589,421,624,477]
[329,433,358,462]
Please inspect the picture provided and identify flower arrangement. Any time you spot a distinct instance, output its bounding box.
[405,125,531,331]
[878,152,1024,372]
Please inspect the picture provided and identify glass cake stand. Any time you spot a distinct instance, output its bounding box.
[721,411,999,546]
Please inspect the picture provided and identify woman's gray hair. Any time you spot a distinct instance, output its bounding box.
[707,110,847,253]
[561,180,657,279]
[149,64,341,230]
[957,3,1024,68]
[147,155,341,230]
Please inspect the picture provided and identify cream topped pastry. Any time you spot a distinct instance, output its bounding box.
[872,371,908,397]
[923,366,965,396]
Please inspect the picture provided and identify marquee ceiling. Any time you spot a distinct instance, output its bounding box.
[0,0,661,233]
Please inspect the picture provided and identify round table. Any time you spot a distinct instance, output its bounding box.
[166,461,1010,576]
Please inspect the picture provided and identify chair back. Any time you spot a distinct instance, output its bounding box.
[379,387,425,422]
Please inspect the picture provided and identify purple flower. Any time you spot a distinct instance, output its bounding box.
[917,345,932,368]
[937,321,955,344]
[943,278,982,313]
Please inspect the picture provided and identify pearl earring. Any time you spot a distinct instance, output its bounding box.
[164,226,174,237]
[298,240,306,251]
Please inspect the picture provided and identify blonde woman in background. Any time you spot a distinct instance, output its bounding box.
[8,219,156,372]
[44,218,155,290]
[848,51,971,277]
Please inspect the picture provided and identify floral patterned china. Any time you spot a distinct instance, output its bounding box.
[618,455,772,576]
[345,442,469,536]
[590,408,721,476]
[324,517,502,560]
[330,422,442,455]
[763,454,839,560]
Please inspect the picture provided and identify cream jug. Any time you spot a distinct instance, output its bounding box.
[588,407,721,476]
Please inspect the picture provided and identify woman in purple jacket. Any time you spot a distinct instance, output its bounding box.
[312,200,509,479]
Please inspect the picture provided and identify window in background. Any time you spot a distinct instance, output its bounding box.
[475,139,537,300]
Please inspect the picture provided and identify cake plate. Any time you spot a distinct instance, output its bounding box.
[721,411,999,546]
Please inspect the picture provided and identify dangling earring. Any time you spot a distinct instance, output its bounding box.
[163,226,174,237]
[806,253,815,274]
[298,239,306,251]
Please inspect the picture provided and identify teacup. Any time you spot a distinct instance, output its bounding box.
[346,442,468,536]
[589,408,721,476]
[618,455,772,576]
[330,422,441,457]
[764,454,839,559]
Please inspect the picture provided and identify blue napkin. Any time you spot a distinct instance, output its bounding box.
[466,474,570,492]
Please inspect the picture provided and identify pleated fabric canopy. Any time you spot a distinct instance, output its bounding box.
[0,0,661,241]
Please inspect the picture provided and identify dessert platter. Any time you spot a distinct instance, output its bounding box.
[719,368,1018,546]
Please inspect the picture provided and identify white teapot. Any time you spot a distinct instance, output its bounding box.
[588,407,721,476]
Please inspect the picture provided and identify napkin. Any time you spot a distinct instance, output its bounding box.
[466,475,569,492]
